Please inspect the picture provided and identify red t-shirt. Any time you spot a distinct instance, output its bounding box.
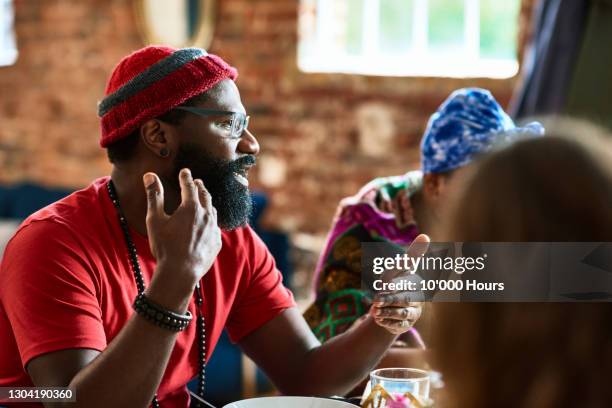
[0,177,295,407]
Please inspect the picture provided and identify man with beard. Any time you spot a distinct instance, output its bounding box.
[0,46,424,408]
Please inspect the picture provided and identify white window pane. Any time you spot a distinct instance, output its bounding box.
[480,0,520,59]
[314,0,364,56]
[344,0,365,55]
[428,0,465,53]
[298,0,317,55]
[298,0,520,78]
[379,0,414,55]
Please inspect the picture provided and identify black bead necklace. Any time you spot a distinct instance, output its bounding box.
[107,180,207,408]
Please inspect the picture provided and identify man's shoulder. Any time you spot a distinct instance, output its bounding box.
[18,178,109,230]
[218,225,272,267]
[0,179,112,288]
[220,224,261,248]
[7,178,110,251]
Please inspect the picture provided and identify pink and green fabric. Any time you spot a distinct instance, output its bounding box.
[304,171,423,343]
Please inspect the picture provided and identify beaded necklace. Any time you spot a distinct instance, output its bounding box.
[107,180,207,408]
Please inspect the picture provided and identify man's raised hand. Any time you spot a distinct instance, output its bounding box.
[143,168,222,288]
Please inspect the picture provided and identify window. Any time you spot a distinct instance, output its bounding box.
[298,0,520,78]
[0,0,17,67]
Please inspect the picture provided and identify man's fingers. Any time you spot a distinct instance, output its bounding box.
[143,172,165,218]
[373,306,421,321]
[407,233,430,259]
[374,291,422,307]
[178,168,198,207]
[376,319,415,334]
[194,179,214,213]
[385,234,428,279]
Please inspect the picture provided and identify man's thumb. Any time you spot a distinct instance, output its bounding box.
[143,172,164,217]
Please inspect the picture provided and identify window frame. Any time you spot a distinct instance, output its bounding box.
[298,0,520,78]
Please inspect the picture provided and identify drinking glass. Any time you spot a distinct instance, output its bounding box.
[368,368,431,406]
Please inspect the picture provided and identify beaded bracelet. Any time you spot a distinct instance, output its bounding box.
[133,293,192,332]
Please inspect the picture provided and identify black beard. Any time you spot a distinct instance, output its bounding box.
[169,142,255,230]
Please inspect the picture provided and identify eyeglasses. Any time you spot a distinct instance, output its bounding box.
[174,107,250,139]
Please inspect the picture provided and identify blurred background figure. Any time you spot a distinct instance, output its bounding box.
[439,120,612,242]
[302,88,543,397]
[433,121,612,407]
[434,302,612,408]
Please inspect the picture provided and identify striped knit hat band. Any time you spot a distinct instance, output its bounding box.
[98,48,208,117]
[98,45,238,148]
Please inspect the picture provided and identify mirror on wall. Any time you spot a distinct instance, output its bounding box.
[134,0,216,49]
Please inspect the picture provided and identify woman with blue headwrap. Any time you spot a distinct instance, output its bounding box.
[304,88,544,368]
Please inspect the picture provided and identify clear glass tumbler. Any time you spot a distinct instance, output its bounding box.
[369,368,431,406]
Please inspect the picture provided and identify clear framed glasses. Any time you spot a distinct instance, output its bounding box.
[174,106,250,139]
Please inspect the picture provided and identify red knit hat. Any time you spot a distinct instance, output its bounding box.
[98,46,238,147]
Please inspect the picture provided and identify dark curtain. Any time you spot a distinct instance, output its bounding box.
[509,0,591,120]
[565,0,612,129]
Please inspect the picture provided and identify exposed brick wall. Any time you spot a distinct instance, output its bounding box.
[0,0,538,235]
[0,0,140,187]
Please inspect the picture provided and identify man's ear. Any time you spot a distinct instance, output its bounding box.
[140,119,174,158]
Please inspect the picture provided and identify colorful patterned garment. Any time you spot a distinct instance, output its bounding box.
[304,171,423,343]
[304,88,544,344]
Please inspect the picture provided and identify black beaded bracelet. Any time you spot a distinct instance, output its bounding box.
[133,293,192,332]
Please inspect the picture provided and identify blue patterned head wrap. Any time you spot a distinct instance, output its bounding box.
[420,88,544,174]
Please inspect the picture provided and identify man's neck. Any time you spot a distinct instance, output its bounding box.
[110,166,180,237]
